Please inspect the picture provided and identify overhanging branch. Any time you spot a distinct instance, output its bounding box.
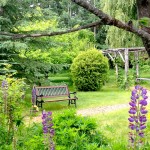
[0,20,103,40]
[71,0,150,41]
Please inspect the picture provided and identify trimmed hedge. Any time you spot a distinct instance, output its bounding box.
[70,49,109,91]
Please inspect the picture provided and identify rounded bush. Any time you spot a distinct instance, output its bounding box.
[70,49,109,91]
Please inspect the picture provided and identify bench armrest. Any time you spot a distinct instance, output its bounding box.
[69,92,76,94]
[69,92,78,100]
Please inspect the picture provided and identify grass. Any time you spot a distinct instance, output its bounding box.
[25,68,150,115]
[33,69,131,111]
[95,108,129,147]
[32,84,131,111]
[93,107,150,150]
[24,68,150,149]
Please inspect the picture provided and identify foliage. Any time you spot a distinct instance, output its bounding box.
[101,0,143,48]
[139,17,150,27]
[14,58,66,84]
[71,49,109,91]
[0,75,27,149]
[47,0,101,28]
[139,58,150,75]
[53,109,107,149]
[1,1,95,81]
[16,123,45,150]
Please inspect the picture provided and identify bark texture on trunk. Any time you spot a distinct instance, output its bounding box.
[137,0,150,56]
[0,7,4,16]
[142,38,150,56]
[137,0,150,18]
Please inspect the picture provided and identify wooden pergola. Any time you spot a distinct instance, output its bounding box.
[102,47,150,82]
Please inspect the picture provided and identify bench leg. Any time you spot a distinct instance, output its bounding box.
[74,100,76,107]
[36,101,39,107]
[70,99,76,107]
[68,100,71,106]
[36,100,37,106]
[41,101,43,108]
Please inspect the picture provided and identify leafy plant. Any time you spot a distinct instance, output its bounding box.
[16,123,45,150]
[71,49,109,91]
[53,109,108,149]
[139,17,150,27]
[0,76,27,149]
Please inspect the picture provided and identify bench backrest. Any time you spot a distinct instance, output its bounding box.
[34,85,69,98]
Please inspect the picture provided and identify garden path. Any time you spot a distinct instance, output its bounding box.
[77,89,150,116]
[29,89,150,123]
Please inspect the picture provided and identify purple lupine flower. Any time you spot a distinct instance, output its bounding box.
[131,96,136,101]
[128,85,148,149]
[139,100,147,106]
[128,117,134,122]
[142,95,148,99]
[129,124,135,130]
[32,87,36,105]
[42,111,55,150]
[139,132,144,137]
[140,125,146,130]
[129,101,136,107]
[140,109,148,114]
[1,80,8,113]
[142,89,147,95]
[129,108,136,114]
[2,80,7,88]
[139,116,147,123]
[135,85,140,90]
[1,80,8,91]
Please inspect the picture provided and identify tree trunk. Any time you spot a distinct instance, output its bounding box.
[137,0,150,56]
[0,7,4,16]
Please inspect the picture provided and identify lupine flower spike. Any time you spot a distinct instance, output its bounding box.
[42,111,55,150]
[128,85,148,149]
[1,80,8,114]
[32,87,36,105]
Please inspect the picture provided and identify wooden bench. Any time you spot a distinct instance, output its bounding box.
[32,85,78,108]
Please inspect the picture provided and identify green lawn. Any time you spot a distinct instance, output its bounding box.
[93,107,150,150]
[25,68,150,113]
[35,85,130,111]
[25,69,150,149]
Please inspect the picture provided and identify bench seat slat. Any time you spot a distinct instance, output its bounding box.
[38,98,77,103]
[37,95,68,98]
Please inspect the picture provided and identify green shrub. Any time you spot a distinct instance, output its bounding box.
[16,124,45,150]
[71,49,109,91]
[53,109,107,149]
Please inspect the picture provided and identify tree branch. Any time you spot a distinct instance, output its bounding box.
[71,0,150,41]
[0,21,103,40]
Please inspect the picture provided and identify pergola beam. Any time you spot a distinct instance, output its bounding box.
[102,47,147,87]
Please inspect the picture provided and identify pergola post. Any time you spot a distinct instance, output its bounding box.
[124,48,129,82]
[134,51,139,78]
[114,52,118,78]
